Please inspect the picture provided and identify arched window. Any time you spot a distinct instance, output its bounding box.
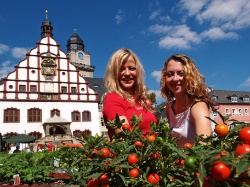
[73,129,83,139]
[28,108,42,122]
[4,108,20,123]
[83,129,92,136]
[51,109,60,117]
[4,132,18,138]
[72,111,81,122]
[82,110,91,122]
[28,131,42,140]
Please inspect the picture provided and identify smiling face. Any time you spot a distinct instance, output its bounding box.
[165,59,186,97]
[118,55,137,95]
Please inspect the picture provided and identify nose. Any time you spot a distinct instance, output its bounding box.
[173,74,179,81]
[124,68,130,75]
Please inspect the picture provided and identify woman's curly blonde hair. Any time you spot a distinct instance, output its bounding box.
[104,48,153,112]
[160,54,213,107]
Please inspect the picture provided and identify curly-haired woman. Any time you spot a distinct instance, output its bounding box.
[103,48,157,140]
[160,54,215,147]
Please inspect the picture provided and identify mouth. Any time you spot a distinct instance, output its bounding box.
[122,78,134,83]
[171,83,181,87]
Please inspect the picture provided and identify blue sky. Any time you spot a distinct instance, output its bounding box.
[0,0,250,104]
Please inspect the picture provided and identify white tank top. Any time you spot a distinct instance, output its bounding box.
[168,102,214,148]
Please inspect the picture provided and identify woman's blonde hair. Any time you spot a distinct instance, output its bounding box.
[104,48,153,112]
[160,54,213,107]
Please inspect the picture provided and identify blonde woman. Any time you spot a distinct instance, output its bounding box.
[103,48,157,140]
[160,54,214,147]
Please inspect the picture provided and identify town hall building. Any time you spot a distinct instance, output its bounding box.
[0,11,107,151]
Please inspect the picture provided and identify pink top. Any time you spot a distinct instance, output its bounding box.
[168,102,215,148]
[102,93,157,139]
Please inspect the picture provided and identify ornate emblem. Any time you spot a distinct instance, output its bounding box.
[41,54,57,79]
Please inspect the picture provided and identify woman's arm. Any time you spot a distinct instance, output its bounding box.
[190,102,212,138]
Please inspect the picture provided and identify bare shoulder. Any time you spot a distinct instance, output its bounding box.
[192,101,209,109]
[190,101,210,117]
[165,101,173,118]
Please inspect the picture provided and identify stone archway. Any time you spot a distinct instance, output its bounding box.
[49,126,66,136]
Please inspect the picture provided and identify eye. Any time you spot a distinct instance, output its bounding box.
[166,72,173,77]
[178,72,184,77]
[120,67,125,72]
[129,67,136,71]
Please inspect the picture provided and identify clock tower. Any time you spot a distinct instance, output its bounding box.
[66,30,95,77]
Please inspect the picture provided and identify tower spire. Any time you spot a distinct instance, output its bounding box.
[41,10,53,38]
[45,10,48,19]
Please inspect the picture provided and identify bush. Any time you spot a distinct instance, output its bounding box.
[0,113,249,187]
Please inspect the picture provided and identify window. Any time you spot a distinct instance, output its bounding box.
[4,132,18,138]
[101,117,105,126]
[30,85,37,92]
[83,129,92,137]
[98,103,103,110]
[28,108,42,122]
[4,108,20,123]
[82,110,91,121]
[101,131,108,137]
[230,123,235,130]
[243,97,250,102]
[238,108,242,116]
[232,108,236,116]
[61,86,67,93]
[225,108,230,115]
[19,85,26,92]
[211,95,218,103]
[73,130,83,139]
[28,132,42,141]
[72,111,80,122]
[245,108,249,116]
[71,87,76,93]
[213,111,218,117]
[231,96,238,102]
[51,109,60,117]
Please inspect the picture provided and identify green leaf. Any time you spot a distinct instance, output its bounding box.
[235,161,250,177]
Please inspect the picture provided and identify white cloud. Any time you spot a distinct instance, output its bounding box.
[148,0,250,50]
[178,0,208,16]
[149,9,162,20]
[240,77,250,87]
[0,60,14,78]
[115,9,125,25]
[159,36,190,49]
[201,27,238,40]
[148,24,172,34]
[151,70,161,82]
[197,0,250,30]
[159,15,171,23]
[2,60,11,67]
[0,44,9,55]
[11,47,30,59]
[149,24,200,50]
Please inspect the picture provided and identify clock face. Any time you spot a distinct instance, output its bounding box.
[78,52,84,59]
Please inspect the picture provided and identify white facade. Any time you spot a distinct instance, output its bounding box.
[0,27,102,146]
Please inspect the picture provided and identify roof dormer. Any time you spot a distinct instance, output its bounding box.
[229,94,238,102]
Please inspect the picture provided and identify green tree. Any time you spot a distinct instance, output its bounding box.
[149,92,157,105]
